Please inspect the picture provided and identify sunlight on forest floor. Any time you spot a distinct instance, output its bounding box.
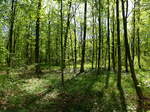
[0,67,150,112]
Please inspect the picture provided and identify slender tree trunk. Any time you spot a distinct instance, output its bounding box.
[132,0,136,63]
[94,1,98,69]
[80,0,87,73]
[116,0,127,111]
[35,0,42,74]
[47,19,51,70]
[97,0,102,74]
[63,1,72,68]
[104,42,107,69]
[124,0,129,73]
[101,22,104,68]
[7,0,17,69]
[74,13,77,73]
[70,34,74,68]
[107,0,110,71]
[95,30,98,69]
[137,0,141,69]
[60,0,64,87]
[121,0,144,111]
[111,7,115,72]
[79,23,83,58]
[91,5,95,69]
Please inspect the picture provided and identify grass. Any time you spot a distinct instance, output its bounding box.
[0,64,150,112]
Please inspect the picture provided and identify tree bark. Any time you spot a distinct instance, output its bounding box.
[91,4,95,69]
[97,0,102,74]
[47,18,51,70]
[35,0,42,74]
[107,0,110,71]
[60,0,64,87]
[63,1,72,68]
[137,0,141,69]
[121,0,144,111]
[7,0,17,69]
[116,0,127,111]
[111,6,115,72]
[73,11,77,73]
[80,0,87,73]
[132,0,136,63]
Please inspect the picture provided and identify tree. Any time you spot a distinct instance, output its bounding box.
[131,0,136,63]
[60,0,64,87]
[7,0,17,69]
[121,0,144,111]
[116,0,127,111]
[73,5,77,73]
[63,0,72,67]
[80,0,87,73]
[91,2,95,69]
[35,0,42,74]
[97,0,102,74]
[137,0,142,69]
[111,4,115,72]
[47,12,51,70]
[107,0,110,71]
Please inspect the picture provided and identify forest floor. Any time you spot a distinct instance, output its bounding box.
[0,65,150,112]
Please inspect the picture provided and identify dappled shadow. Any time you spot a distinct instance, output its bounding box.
[43,71,123,112]
[0,70,128,112]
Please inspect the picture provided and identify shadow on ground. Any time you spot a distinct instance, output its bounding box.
[0,70,125,112]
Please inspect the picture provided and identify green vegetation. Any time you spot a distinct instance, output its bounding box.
[0,67,149,112]
[0,0,150,111]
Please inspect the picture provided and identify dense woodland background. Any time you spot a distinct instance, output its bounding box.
[0,0,150,112]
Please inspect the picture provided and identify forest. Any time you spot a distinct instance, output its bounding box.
[0,0,150,112]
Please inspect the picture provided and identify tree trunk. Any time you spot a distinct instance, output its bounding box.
[97,0,102,74]
[121,0,144,111]
[63,1,72,68]
[95,30,98,69]
[35,0,42,74]
[73,12,77,73]
[132,0,136,63]
[91,4,95,69]
[111,7,115,72]
[60,0,64,87]
[137,0,141,69]
[7,0,17,69]
[47,19,51,70]
[80,0,87,73]
[107,0,110,71]
[116,0,127,111]
[124,0,129,73]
